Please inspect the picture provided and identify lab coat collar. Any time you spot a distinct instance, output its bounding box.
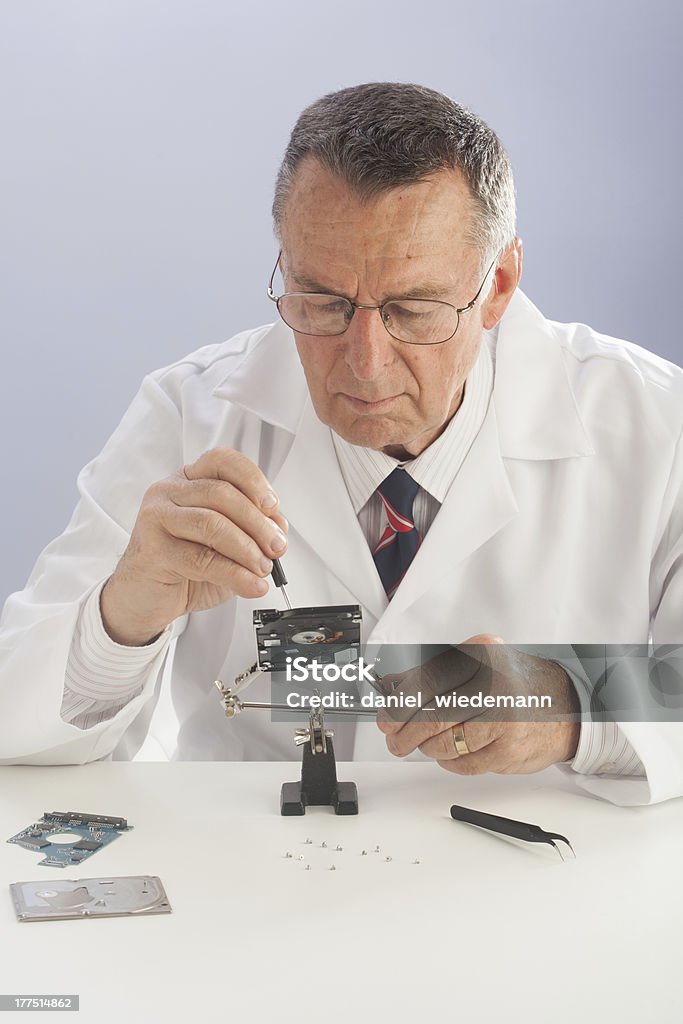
[493,290,595,459]
[212,319,307,433]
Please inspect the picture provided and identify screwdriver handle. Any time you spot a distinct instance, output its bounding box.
[271,559,288,589]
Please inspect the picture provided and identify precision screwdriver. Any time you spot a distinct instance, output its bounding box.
[271,558,292,610]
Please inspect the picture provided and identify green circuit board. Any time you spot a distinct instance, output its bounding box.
[7,810,131,868]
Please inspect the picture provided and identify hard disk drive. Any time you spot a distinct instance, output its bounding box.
[10,875,171,922]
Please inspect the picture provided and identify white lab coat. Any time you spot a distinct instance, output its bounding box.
[1,289,682,804]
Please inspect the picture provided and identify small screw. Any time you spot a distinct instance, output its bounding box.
[361,850,368,856]
[284,852,293,859]
[413,859,420,865]
[304,838,312,845]
[385,856,392,862]
[374,845,380,853]
[321,841,327,848]
[305,864,311,871]
[329,865,336,871]
[335,845,343,852]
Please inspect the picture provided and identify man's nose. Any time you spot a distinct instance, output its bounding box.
[342,307,395,381]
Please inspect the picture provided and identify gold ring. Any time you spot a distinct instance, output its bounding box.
[452,723,469,757]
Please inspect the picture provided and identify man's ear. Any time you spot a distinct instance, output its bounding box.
[481,238,523,330]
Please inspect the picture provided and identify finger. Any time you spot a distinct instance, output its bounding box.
[382,708,446,757]
[168,476,288,559]
[183,448,281,516]
[436,736,515,776]
[161,538,270,598]
[270,512,289,535]
[159,504,276,579]
[378,674,494,755]
[376,647,490,730]
[417,719,500,761]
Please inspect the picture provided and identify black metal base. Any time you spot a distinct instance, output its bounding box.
[280,779,359,816]
[280,736,359,815]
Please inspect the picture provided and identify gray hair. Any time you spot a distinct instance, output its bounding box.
[272,82,517,268]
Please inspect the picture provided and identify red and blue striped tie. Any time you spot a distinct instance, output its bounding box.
[372,468,421,599]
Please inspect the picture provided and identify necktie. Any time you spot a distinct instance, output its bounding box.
[372,468,421,599]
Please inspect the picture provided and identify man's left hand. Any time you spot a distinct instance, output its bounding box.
[376,636,581,776]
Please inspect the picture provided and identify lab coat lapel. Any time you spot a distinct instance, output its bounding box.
[379,399,518,624]
[272,398,388,622]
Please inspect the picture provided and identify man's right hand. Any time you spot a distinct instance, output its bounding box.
[100,448,288,646]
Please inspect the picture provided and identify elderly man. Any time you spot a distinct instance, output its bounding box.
[0,83,681,806]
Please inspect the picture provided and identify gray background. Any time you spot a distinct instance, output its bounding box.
[1,0,681,603]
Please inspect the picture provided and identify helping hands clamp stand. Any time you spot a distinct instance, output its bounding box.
[214,671,359,816]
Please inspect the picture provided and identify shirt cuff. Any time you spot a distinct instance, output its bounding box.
[64,580,172,703]
[562,664,645,777]
[571,718,645,776]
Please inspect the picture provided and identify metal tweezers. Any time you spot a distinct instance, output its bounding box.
[450,804,576,861]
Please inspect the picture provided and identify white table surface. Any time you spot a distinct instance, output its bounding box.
[1,761,682,1023]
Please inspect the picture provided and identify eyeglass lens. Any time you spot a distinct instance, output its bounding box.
[277,293,459,345]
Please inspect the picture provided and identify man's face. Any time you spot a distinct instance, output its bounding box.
[279,159,503,458]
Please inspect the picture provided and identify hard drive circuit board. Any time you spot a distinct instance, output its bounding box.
[7,810,131,868]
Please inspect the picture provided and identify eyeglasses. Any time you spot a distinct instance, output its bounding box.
[267,251,497,346]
